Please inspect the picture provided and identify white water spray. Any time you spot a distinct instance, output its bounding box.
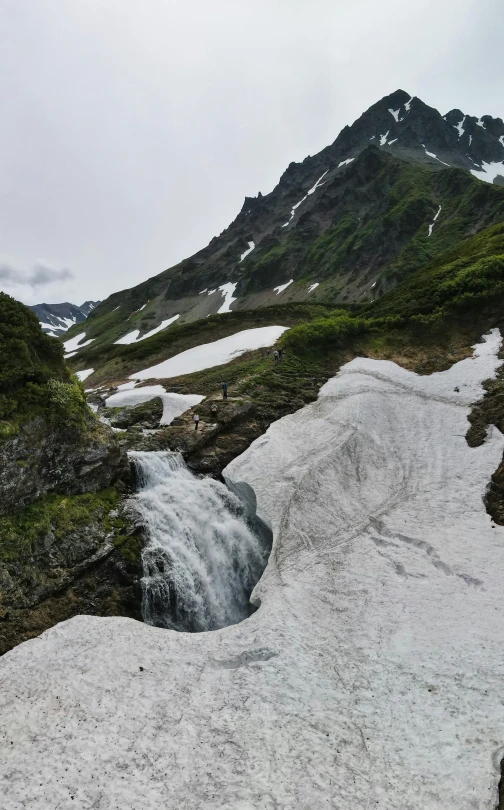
[129,451,269,632]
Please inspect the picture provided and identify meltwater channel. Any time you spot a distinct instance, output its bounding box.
[129,451,271,632]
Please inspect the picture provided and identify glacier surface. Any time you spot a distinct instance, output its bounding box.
[1,331,504,809]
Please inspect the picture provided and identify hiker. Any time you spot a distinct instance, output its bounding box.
[210,403,218,416]
[273,350,279,362]
[193,413,200,431]
[278,347,283,361]
[222,382,228,399]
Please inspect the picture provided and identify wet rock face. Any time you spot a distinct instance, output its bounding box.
[0,417,139,655]
[107,397,163,430]
[0,417,130,515]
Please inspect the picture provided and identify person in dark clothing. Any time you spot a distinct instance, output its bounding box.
[273,350,279,361]
[278,347,283,361]
[193,413,200,430]
[222,382,228,399]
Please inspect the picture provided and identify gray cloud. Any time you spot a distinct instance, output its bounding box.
[0,0,502,305]
[0,262,73,288]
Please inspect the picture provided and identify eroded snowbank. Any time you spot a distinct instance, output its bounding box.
[105,385,204,425]
[1,331,504,809]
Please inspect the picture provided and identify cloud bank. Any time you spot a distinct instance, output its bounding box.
[0,262,75,306]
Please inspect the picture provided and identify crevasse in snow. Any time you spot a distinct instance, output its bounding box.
[2,332,504,809]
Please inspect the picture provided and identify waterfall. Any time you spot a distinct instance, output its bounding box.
[129,451,270,632]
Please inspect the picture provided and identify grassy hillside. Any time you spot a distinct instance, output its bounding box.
[0,293,89,433]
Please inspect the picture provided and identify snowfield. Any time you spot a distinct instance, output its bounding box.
[129,325,289,380]
[1,331,504,809]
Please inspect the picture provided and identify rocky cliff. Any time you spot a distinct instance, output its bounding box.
[0,293,139,654]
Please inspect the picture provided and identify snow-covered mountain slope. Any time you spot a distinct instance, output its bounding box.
[1,332,503,809]
[29,300,100,336]
[67,89,504,350]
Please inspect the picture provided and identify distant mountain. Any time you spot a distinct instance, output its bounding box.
[30,301,100,336]
[65,89,504,352]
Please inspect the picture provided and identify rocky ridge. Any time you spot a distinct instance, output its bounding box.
[65,89,504,357]
[30,300,100,336]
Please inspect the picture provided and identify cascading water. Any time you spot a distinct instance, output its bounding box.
[129,451,270,632]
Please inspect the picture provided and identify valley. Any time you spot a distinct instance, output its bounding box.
[2,88,504,809]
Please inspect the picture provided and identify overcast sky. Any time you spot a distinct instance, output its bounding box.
[1,0,503,306]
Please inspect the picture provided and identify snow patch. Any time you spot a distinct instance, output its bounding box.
[338,158,354,167]
[388,108,400,122]
[388,138,398,146]
[477,118,486,129]
[112,306,120,312]
[471,161,504,184]
[63,333,95,357]
[282,170,328,227]
[129,326,289,380]
[239,241,255,262]
[469,134,473,146]
[308,283,319,293]
[428,204,442,237]
[274,280,294,295]
[404,96,414,111]
[379,131,390,146]
[454,116,466,138]
[115,316,180,345]
[421,144,450,167]
[114,330,140,345]
[217,283,238,314]
[499,135,504,148]
[76,368,94,382]
[105,385,204,425]
[199,288,208,295]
